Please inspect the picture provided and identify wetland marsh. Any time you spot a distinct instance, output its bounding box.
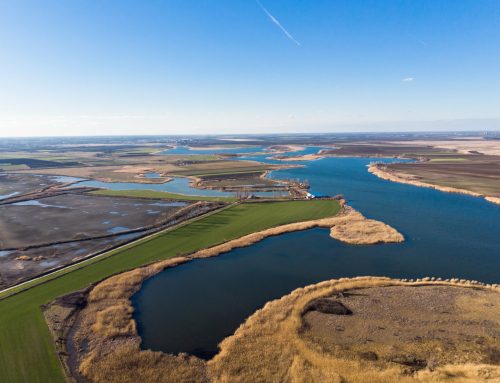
[133,155,500,358]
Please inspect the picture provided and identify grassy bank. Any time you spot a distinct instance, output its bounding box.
[0,200,339,383]
[89,188,237,202]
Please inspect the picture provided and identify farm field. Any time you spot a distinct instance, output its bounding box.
[0,200,340,383]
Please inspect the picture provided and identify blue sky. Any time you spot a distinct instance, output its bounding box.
[0,0,499,136]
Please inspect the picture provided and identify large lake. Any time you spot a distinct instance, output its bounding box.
[132,152,500,359]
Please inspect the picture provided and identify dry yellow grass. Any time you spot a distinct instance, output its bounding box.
[193,205,403,258]
[70,274,500,383]
[328,208,404,244]
[74,257,208,383]
[208,277,500,383]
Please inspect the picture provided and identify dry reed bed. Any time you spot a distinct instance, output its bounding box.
[209,277,500,383]
[67,205,404,382]
[368,164,500,205]
[71,275,500,383]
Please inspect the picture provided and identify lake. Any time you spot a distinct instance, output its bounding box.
[132,153,500,358]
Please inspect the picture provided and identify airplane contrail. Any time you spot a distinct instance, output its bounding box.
[256,0,301,46]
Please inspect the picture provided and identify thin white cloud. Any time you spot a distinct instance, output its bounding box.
[402,77,414,82]
[256,0,300,46]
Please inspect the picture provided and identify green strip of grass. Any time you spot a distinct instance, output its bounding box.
[88,189,237,202]
[0,200,339,383]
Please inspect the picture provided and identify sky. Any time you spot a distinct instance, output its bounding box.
[0,0,499,137]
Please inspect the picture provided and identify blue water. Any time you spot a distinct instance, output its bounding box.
[133,154,500,359]
[143,172,162,179]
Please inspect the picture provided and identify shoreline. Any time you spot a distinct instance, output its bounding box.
[368,164,500,205]
[270,153,326,162]
[56,204,404,382]
[57,275,499,383]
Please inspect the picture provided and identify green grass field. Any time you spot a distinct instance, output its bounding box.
[0,200,340,383]
[89,189,237,202]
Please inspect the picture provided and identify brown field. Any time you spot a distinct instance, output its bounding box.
[390,139,500,156]
[383,157,500,199]
[369,160,500,203]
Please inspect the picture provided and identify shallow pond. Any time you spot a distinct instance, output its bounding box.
[133,154,500,359]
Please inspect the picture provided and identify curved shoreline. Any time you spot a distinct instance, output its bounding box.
[210,276,500,382]
[368,164,500,205]
[57,205,403,382]
[58,275,500,383]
